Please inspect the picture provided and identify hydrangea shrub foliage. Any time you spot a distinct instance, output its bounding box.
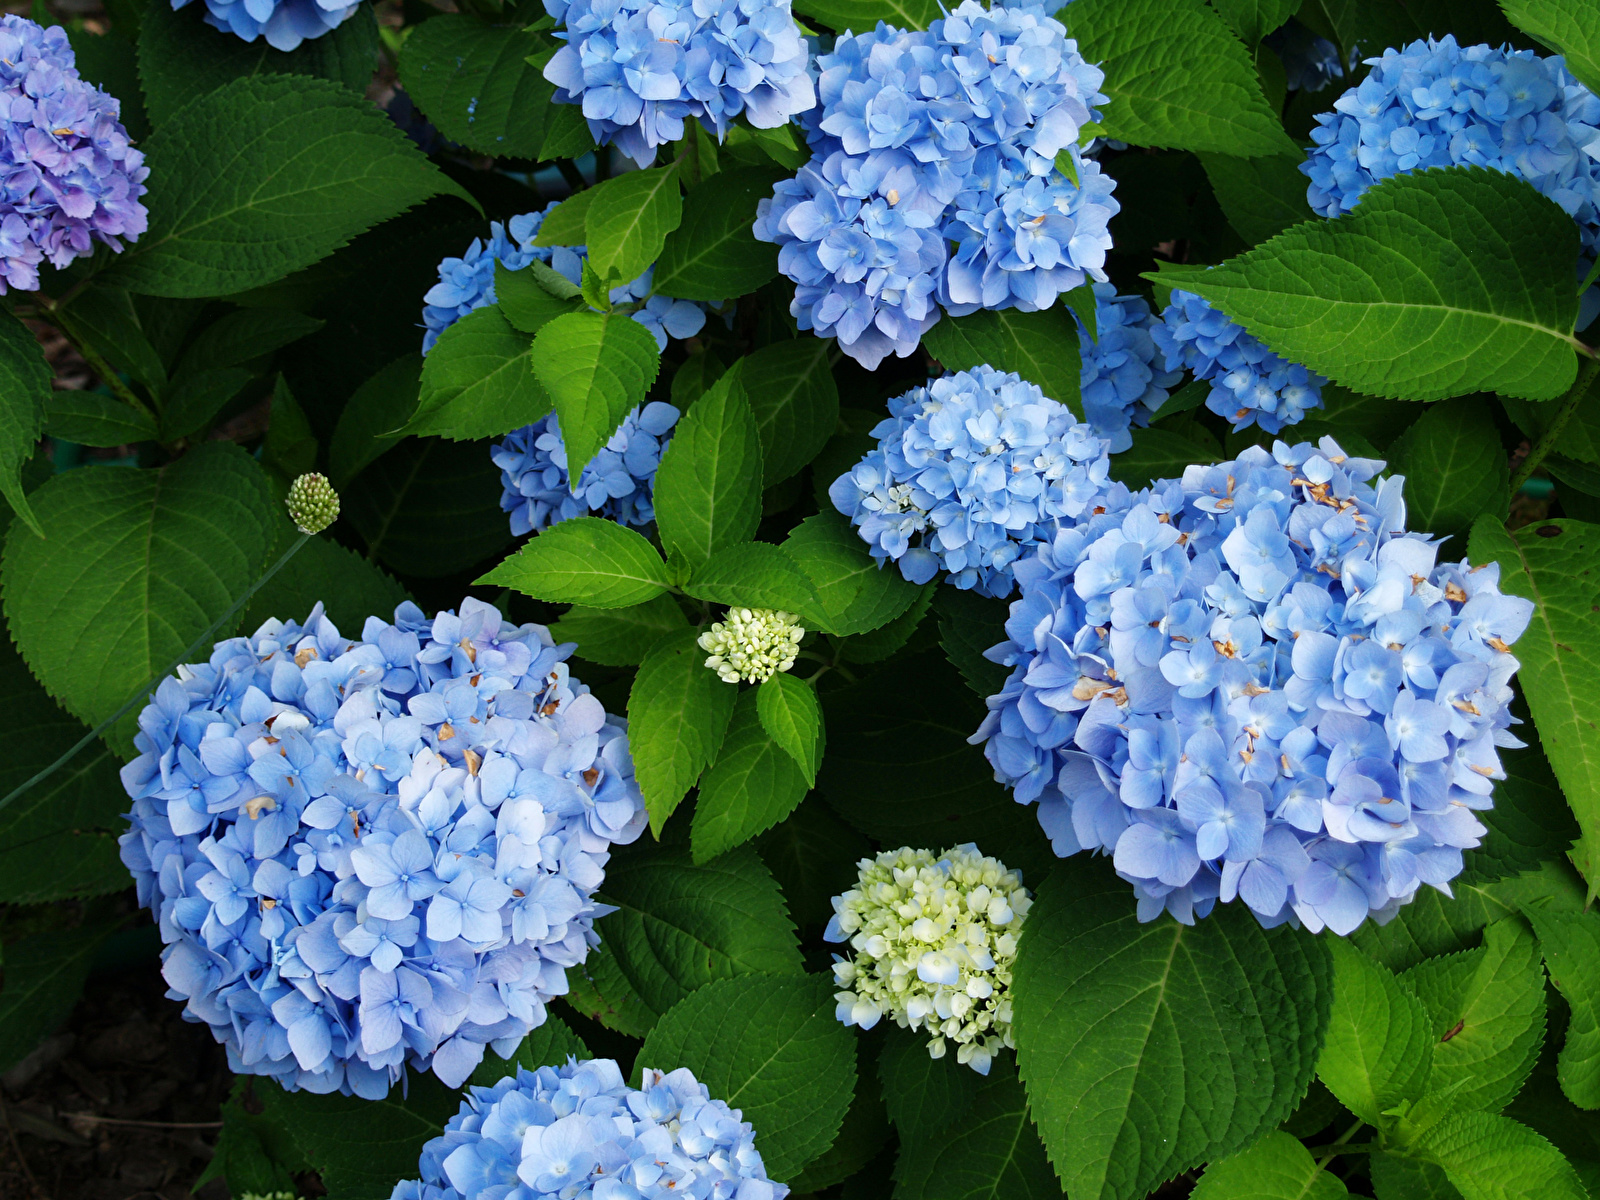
[1,1,1600,1199]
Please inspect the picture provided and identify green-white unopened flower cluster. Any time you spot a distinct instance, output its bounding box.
[239,1192,296,1200]
[285,472,340,535]
[825,844,1031,1075]
[697,607,805,684]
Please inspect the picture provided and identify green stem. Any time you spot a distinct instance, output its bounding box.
[1581,256,1600,298]
[1302,1142,1375,1156]
[72,335,158,424]
[0,531,313,817]
[1510,355,1600,494]
[1312,1118,1368,1173]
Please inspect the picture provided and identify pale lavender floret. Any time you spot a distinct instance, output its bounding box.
[171,0,357,50]
[971,437,1533,933]
[0,16,147,293]
[389,1058,789,1200]
[1077,282,1184,453]
[118,597,648,1098]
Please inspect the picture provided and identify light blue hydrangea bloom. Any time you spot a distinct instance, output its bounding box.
[118,598,648,1097]
[972,437,1534,933]
[1265,22,1346,93]
[390,1057,789,1200]
[1152,289,1326,434]
[0,16,147,293]
[1077,282,1184,453]
[829,365,1113,598]
[754,2,1116,369]
[172,0,357,50]
[542,0,815,170]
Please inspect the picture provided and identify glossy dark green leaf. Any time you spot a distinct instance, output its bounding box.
[654,167,782,301]
[693,689,811,864]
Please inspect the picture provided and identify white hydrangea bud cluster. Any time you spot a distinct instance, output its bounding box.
[825,844,1032,1075]
[697,607,805,683]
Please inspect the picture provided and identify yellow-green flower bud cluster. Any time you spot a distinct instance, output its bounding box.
[825,844,1031,1075]
[697,607,805,683]
[285,472,340,535]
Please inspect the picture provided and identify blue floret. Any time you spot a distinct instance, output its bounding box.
[1077,282,1184,453]
[172,0,358,50]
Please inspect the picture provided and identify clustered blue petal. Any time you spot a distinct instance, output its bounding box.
[0,16,147,293]
[171,0,357,50]
[1152,289,1326,434]
[973,437,1534,933]
[1077,282,1183,453]
[118,598,648,1096]
[1264,22,1346,94]
[753,1,1116,369]
[492,401,680,536]
[542,0,815,170]
[391,1057,788,1200]
[829,365,1112,598]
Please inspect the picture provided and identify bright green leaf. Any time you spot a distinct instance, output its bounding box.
[1206,0,1301,46]
[478,516,670,608]
[757,671,823,786]
[329,354,421,487]
[1189,1129,1349,1200]
[583,165,684,288]
[397,13,550,158]
[685,542,831,632]
[654,167,782,301]
[406,306,550,440]
[1386,396,1509,544]
[552,595,688,668]
[0,317,50,537]
[1522,907,1600,1109]
[892,1063,1060,1200]
[532,187,596,247]
[627,627,739,834]
[1497,0,1600,95]
[531,310,662,480]
[923,306,1084,417]
[693,690,811,864]
[494,260,585,335]
[740,338,841,486]
[782,512,922,636]
[654,370,764,569]
[565,938,662,1038]
[1317,939,1436,1125]
[789,0,941,31]
[1370,1152,1463,1200]
[1415,1110,1588,1200]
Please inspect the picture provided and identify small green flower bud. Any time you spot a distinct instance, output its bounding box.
[286,473,340,535]
[697,608,804,684]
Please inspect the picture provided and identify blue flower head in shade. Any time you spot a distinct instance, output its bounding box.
[118,598,648,1097]
[828,365,1113,598]
[389,1057,790,1200]
[1265,21,1346,94]
[972,437,1535,933]
[0,16,147,293]
[542,0,815,169]
[753,1,1116,369]
[1152,288,1327,434]
[172,0,357,50]
[1077,282,1184,453]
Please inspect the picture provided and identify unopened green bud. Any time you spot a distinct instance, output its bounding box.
[286,473,340,535]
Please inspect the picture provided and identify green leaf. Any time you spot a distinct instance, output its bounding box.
[1371,1152,1463,1200]
[159,365,254,441]
[654,370,764,569]
[1161,168,1584,401]
[1205,0,1301,46]
[0,317,50,536]
[239,530,409,638]
[753,798,871,936]
[469,1013,589,1088]
[782,511,923,636]
[740,338,842,486]
[396,13,550,158]
[1498,0,1600,95]
[627,627,739,834]
[789,0,941,31]
[1467,516,1600,897]
[406,306,549,440]
[532,187,596,247]
[684,542,831,632]
[1189,1130,1349,1200]
[45,391,158,449]
[654,167,782,301]
[693,690,811,864]
[112,75,471,298]
[564,938,661,1038]
[923,306,1084,418]
[892,1062,1060,1200]
[1109,424,1223,488]
[531,310,662,480]
[0,921,117,1073]
[1316,939,1436,1125]
[495,260,585,335]
[58,286,167,387]
[263,377,318,480]
[1465,714,1577,884]
[638,973,854,1180]
[1013,857,1333,1200]
[1522,907,1600,1109]
[479,517,670,608]
[935,587,1010,697]
[878,1023,984,1141]
[757,671,823,785]
[2,443,276,751]
[594,841,803,1014]
[1385,396,1509,544]
[583,164,684,288]
[1066,0,1298,157]
[552,595,688,668]
[790,1058,891,1193]
[329,354,421,487]
[1415,1110,1588,1200]
[1199,152,1317,246]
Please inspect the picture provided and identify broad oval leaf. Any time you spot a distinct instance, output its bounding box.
[654,167,782,301]
[239,532,410,639]
[892,1063,1060,1200]
[397,13,550,158]
[789,0,941,30]
[877,1023,984,1142]
[478,517,671,608]
[693,689,810,865]
[627,627,739,834]
[922,305,1084,418]
[1522,907,1600,1109]
[1318,939,1435,1126]
[782,511,923,637]
[329,354,421,487]
[757,671,823,787]
[1385,396,1508,545]
[406,306,551,441]
[1416,1110,1588,1200]
[740,338,841,486]
[685,542,831,633]
[469,1014,590,1088]
[0,316,52,536]
[583,164,683,288]
[654,370,764,570]
[551,594,688,668]
[1189,1130,1348,1200]
[531,310,662,480]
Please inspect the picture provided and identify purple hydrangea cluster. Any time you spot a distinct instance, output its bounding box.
[753,2,1117,369]
[972,437,1534,933]
[1152,289,1326,434]
[172,0,358,50]
[391,1058,788,1200]
[118,598,647,1097]
[829,365,1112,598]
[1078,282,1183,453]
[0,16,147,293]
[542,0,815,170]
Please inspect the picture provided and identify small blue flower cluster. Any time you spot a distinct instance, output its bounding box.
[1265,22,1345,94]
[0,16,147,294]
[973,438,1533,933]
[754,2,1117,369]
[542,0,815,169]
[1078,283,1184,453]
[391,1058,789,1200]
[171,0,357,50]
[118,598,647,1096]
[829,365,1112,598]
[1152,289,1326,434]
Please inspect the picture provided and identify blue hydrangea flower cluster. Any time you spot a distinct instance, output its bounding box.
[829,366,1112,598]
[0,16,147,294]
[1265,22,1345,94]
[391,1058,789,1200]
[542,0,815,170]
[118,598,648,1097]
[1152,289,1327,434]
[171,0,357,50]
[753,2,1117,369]
[1078,282,1184,454]
[972,437,1534,933]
